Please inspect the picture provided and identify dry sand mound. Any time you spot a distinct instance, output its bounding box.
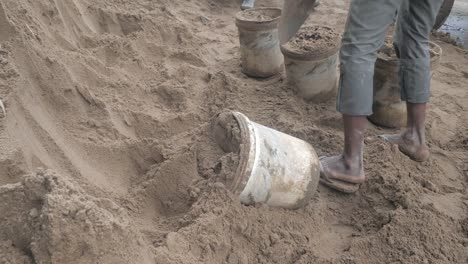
[0,0,467,263]
[0,170,151,263]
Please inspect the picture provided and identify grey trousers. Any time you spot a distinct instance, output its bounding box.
[337,0,444,116]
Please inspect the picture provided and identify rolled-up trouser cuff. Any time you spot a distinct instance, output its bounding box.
[336,61,375,116]
[399,57,431,103]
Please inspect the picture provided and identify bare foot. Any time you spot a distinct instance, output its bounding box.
[319,155,366,184]
[379,131,430,162]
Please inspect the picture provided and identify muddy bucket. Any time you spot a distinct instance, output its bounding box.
[211,112,320,209]
[281,25,341,101]
[235,8,283,78]
[369,42,442,128]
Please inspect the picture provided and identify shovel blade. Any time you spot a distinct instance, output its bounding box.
[278,0,317,44]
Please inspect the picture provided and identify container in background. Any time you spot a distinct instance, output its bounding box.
[370,42,442,128]
[235,8,283,78]
[281,25,341,101]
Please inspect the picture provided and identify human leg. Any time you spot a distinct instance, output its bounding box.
[320,0,402,192]
[380,0,444,162]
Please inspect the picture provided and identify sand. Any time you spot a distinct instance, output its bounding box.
[238,8,280,22]
[197,112,241,189]
[0,0,467,263]
[283,25,341,56]
[378,38,440,60]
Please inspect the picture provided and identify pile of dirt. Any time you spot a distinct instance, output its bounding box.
[282,25,341,56]
[0,0,467,263]
[191,112,242,196]
[205,112,241,187]
[238,8,280,22]
[0,170,152,263]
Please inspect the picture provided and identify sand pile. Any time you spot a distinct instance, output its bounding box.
[282,25,341,56]
[201,112,241,188]
[0,170,151,263]
[0,0,467,263]
[238,8,280,22]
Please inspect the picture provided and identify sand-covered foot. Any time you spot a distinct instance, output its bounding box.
[319,155,365,193]
[320,155,366,183]
[241,0,254,10]
[379,133,430,162]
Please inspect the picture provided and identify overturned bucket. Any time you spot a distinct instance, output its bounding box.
[281,25,341,101]
[211,111,320,209]
[369,41,442,128]
[235,8,283,78]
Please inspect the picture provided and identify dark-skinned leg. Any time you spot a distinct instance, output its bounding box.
[380,102,430,161]
[319,0,402,192]
[379,0,444,162]
[321,115,366,184]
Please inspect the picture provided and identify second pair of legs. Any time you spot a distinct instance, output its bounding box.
[320,0,444,193]
[320,103,430,193]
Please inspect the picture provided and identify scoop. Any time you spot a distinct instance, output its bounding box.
[278,0,319,44]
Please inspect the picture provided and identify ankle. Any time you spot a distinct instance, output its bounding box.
[342,154,362,171]
[403,127,426,145]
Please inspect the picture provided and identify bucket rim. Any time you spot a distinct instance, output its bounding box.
[280,25,341,61]
[235,7,282,31]
[376,41,442,65]
[228,111,257,196]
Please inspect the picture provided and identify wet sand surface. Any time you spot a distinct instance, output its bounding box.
[441,0,468,48]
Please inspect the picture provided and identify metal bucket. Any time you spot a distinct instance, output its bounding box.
[281,25,340,102]
[235,8,283,78]
[369,42,442,128]
[212,112,320,209]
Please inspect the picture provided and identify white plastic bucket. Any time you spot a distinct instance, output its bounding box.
[281,25,341,102]
[235,8,283,78]
[213,112,320,209]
